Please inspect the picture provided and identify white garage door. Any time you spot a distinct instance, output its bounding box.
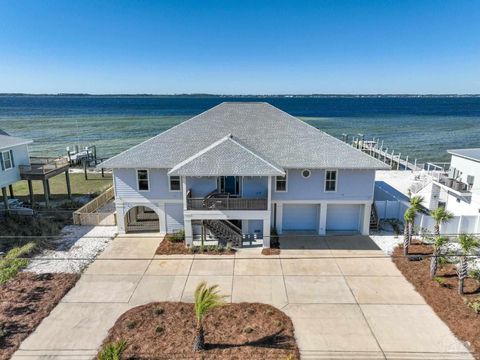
[326,204,361,231]
[283,204,318,231]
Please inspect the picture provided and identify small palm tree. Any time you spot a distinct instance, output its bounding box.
[409,195,424,237]
[403,208,415,256]
[430,236,448,278]
[457,233,479,295]
[193,282,226,351]
[430,207,454,236]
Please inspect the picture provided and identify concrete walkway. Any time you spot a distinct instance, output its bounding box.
[14,235,473,360]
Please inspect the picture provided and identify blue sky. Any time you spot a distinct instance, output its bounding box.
[0,0,479,94]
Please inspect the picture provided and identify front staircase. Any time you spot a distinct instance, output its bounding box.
[203,219,243,247]
[370,203,379,231]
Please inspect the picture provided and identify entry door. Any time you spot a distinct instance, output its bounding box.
[218,176,240,195]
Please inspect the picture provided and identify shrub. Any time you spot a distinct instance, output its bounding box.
[154,307,164,315]
[169,230,185,243]
[433,276,447,287]
[126,320,136,329]
[465,298,480,314]
[243,326,254,334]
[470,269,480,282]
[155,325,164,334]
[0,243,37,284]
[98,340,127,360]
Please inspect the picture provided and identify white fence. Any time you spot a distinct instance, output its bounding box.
[375,200,410,220]
[375,200,480,234]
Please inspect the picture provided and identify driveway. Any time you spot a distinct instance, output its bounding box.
[14,235,472,360]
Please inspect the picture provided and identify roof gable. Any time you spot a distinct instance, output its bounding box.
[168,135,285,176]
[0,134,33,150]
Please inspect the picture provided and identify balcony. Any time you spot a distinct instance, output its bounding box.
[19,157,70,179]
[186,192,268,211]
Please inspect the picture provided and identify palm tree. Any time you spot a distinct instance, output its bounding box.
[430,207,454,236]
[430,235,448,278]
[409,195,424,237]
[403,208,415,256]
[457,233,479,295]
[193,282,225,351]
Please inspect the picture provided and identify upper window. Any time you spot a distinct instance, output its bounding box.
[275,174,287,192]
[137,169,149,191]
[169,175,181,191]
[325,170,337,192]
[301,169,311,179]
[1,151,13,170]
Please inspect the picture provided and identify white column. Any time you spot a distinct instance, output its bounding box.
[158,202,166,234]
[362,203,371,235]
[182,176,187,211]
[184,219,193,246]
[116,201,126,234]
[267,176,272,211]
[275,203,283,234]
[319,202,327,235]
[263,215,271,248]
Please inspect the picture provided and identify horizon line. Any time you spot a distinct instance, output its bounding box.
[1,93,480,97]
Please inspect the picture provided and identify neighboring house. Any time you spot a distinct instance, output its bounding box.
[101,102,388,247]
[418,148,480,216]
[0,130,32,207]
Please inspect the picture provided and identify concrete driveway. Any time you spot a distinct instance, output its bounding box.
[14,235,472,360]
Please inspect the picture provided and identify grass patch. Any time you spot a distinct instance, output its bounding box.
[12,172,111,200]
[0,214,65,252]
[0,243,37,284]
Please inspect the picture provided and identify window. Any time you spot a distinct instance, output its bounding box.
[1,151,14,170]
[169,176,181,191]
[137,169,149,191]
[301,169,311,178]
[325,170,337,192]
[275,174,287,192]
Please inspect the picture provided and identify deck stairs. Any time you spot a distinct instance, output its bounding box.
[370,203,379,231]
[203,219,243,247]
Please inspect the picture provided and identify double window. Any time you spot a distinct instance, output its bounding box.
[275,174,287,192]
[137,169,149,191]
[1,151,14,170]
[325,170,337,192]
[169,176,181,191]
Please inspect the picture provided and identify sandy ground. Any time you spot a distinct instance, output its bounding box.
[26,226,117,274]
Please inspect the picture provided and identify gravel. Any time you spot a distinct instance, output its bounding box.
[26,225,117,274]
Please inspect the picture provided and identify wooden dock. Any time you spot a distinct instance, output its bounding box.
[348,136,422,171]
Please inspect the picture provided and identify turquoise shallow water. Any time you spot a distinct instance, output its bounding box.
[1,96,479,163]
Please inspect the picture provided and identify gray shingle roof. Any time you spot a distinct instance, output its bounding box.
[0,133,33,150]
[168,135,285,176]
[448,148,480,163]
[101,102,388,170]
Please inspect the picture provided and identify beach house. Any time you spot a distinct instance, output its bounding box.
[419,148,480,216]
[101,102,388,247]
[0,130,32,210]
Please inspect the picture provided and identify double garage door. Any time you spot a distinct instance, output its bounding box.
[282,203,361,232]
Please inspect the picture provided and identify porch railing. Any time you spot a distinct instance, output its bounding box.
[19,156,70,175]
[187,197,268,210]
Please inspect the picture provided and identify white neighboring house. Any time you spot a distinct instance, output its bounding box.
[0,130,32,209]
[101,102,388,247]
[417,149,480,216]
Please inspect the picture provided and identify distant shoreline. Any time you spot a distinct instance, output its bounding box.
[1,93,480,98]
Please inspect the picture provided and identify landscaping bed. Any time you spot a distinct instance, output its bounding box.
[156,235,236,255]
[0,272,79,360]
[99,301,299,359]
[393,245,480,359]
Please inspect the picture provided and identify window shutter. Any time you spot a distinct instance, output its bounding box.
[9,150,14,167]
[0,153,4,171]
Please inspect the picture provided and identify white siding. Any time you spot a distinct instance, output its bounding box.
[165,203,184,233]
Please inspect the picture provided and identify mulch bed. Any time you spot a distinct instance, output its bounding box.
[99,302,299,360]
[393,244,480,359]
[0,272,79,360]
[156,238,236,256]
[261,247,280,255]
